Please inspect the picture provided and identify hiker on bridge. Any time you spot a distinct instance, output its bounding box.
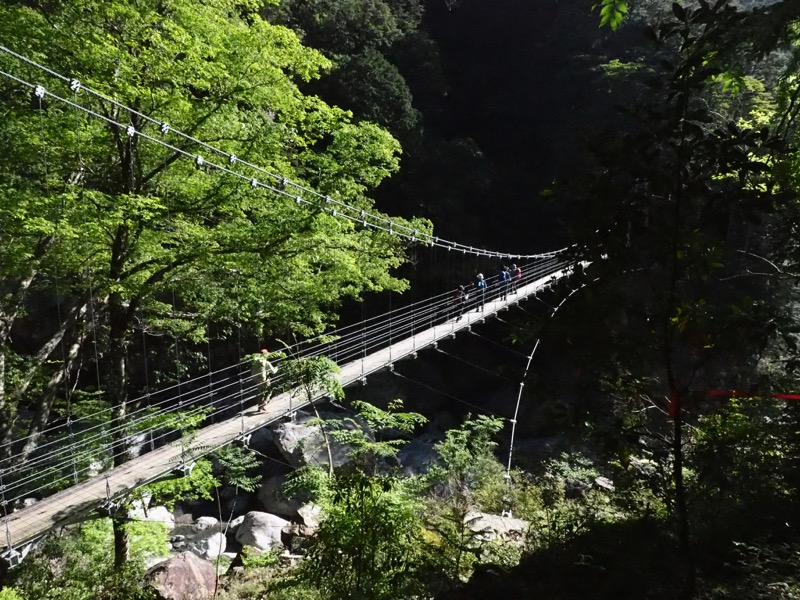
[499,266,511,301]
[251,348,278,411]
[475,273,487,311]
[511,263,522,294]
[453,284,469,321]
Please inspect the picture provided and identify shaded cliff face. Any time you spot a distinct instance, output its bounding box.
[419,0,638,250]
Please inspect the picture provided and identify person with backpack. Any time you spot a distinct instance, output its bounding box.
[475,273,487,311]
[250,348,278,411]
[499,266,511,301]
[511,263,522,294]
[453,284,469,321]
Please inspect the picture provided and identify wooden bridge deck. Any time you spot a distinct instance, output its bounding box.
[0,269,567,554]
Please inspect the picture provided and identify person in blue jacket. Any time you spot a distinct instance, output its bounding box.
[499,267,511,301]
[475,273,487,311]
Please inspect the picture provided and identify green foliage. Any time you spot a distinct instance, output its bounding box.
[283,464,334,506]
[423,415,506,582]
[264,0,423,55]
[0,0,422,481]
[426,414,505,504]
[526,453,615,551]
[689,398,796,542]
[697,540,800,599]
[240,546,281,570]
[594,0,628,30]
[322,399,427,464]
[281,356,344,404]
[135,457,218,509]
[213,444,262,493]
[299,469,425,600]
[0,589,25,600]
[8,520,159,600]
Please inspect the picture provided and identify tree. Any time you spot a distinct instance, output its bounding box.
[0,0,431,568]
[556,1,800,595]
[423,415,504,582]
[282,399,428,600]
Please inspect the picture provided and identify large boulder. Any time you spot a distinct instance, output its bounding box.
[129,505,175,529]
[465,511,529,546]
[396,439,439,476]
[188,532,226,561]
[297,503,323,536]
[257,473,305,518]
[170,516,227,560]
[146,552,216,600]
[235,511,289,551]
[271,411,367,469]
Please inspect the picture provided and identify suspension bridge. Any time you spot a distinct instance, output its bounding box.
[0,46,582,565]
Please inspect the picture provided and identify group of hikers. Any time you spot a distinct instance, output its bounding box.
[452,263,523,320]
[249,264,524,412]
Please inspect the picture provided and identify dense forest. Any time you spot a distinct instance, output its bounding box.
[2,0,800,599]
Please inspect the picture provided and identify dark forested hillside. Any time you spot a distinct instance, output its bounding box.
[2,1,800,599]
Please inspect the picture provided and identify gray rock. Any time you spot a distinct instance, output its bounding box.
[271,411,366,470]
[146,552,216,600]
[246,426,275,454]
[235,511,289,551]
[257,474,304,518]
[565,478,591,500]
[188,531,226,561]
[297,503,322,535]
[129,505,175,528]
[594,476,615,492]
[465,511,529,546]
[396,439,438,476]
[194,516,219,530]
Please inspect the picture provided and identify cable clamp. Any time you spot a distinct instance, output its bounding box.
[388,363,395,373]
[331,209,337,217]
[519,382,525,388]
[236,432,252,446]
[126,125,136,138]
[411,351,418,359]
[250,177,258,187]
[229,154,237,164]
[69,78,81,92]
[359,377,367,386]
[34,84,46,98]
[160,122,170,135]
[508,418,517,424]
[325,196,331,204]
[2,547,24,568]
[295,196,303,205]
[173,461,195,478]
[195,155,204,168]
[99,498,122,516]
[280,177,288,189]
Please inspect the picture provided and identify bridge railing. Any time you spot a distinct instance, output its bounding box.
[0,254,572,517]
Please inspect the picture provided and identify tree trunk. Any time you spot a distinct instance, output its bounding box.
[672,395,695,599]
[108,287,131,569]
[17,329,86,463]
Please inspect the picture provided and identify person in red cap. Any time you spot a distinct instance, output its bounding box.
[251,348,278,411]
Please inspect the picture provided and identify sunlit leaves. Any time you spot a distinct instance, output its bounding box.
[595,0,628,31]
